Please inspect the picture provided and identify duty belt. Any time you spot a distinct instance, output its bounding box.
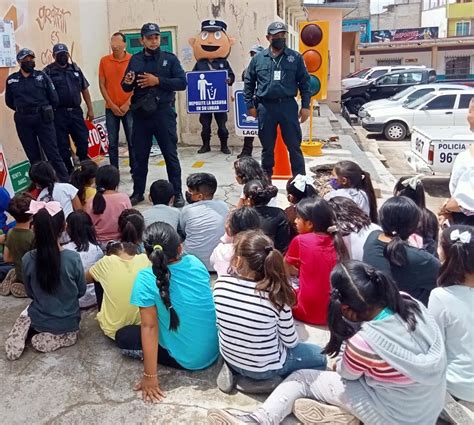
[57,106,80,111]
[259,96,293,104]
[16,106,44,114]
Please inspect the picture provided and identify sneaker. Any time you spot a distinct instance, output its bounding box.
[0,268,16,296]
[217,360,235,394]
[443,392,474,425]
[31,331,78,353]
[173,193,185,208]
[150,145,162,157]
[235,375,283,394]
[207,409,260,425]
[129,194,144,206]
[11,282,28,298]
[198,144,211,154]
[293,399,360,424]
[5,314,32,360]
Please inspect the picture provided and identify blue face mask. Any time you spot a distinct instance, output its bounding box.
[329,178,342,190]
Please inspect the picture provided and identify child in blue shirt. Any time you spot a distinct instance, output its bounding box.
[115,222,219,402]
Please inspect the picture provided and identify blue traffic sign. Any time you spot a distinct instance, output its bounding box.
[233,82,259,136]
[186,70,229,113]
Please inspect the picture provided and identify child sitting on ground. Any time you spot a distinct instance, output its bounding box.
[429,226,474,415]
[285,174,317,240]
[70,160,99,207]
[86,240,149,340]
[243,180,290,252]
[116,222,219,402]
[5,201,86,360]
[213,231,327,394]
[142,180,180,230]
[118,209,145,252]
[286,197,348,325]
[85,165,132,247]
[180,173,229,271]
[30,161,81,218]
[210,207,261,276]
[63,211,104,308]
[208,261,446,425]
[324,160,378,223]
[0,193,35,298]
[234,157,271,207]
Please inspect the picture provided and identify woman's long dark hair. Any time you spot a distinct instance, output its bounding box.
[32,208,66,294]
[143,222,181,331]
[29,161,57,201]
[233,230,295,311]
[70,160,98,205]
[324,260,422,357]
[438,225,474,287]
[334,161,378,223]
[296,197,349,261]
[328,196,372,234]
[92,165,120,215]
[379,196,421,267]
[118,209,145,245]
[66,210,98,252]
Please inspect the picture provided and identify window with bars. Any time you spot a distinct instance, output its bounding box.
[376,59,402,66]
[445,56,471,79]
[455,21,471,36]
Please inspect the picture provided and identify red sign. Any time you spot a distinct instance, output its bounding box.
[0,153,7,187]
[85,119,109,159]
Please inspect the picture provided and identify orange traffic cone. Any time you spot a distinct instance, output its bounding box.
[272,126,292,180]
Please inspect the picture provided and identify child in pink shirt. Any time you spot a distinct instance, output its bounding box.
[210,207,261,276]
[285,197,348,325]
[85,165,131,246]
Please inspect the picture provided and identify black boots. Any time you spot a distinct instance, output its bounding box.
[197,141,231,154]
[197,143,211,154]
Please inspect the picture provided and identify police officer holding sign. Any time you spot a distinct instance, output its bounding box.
[44,43,94,174]
[122,23,187,207]
[5,48,69,182]
[244,22,311,177]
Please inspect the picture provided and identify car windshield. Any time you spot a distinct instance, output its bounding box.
[351,69,370,78]
[390,85,417,101]
[404,92,437,109]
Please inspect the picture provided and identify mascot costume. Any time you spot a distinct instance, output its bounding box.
[189,20,235,154]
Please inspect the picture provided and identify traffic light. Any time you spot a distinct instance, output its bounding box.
[299,21,329,100]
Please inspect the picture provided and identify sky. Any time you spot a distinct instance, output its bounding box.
[303,0,397,15]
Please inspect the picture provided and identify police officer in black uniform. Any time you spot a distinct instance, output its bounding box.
[193,20,235,155]
[244,22,311,177]
[44,43,94,174]
[5,48,69,182]
[122,23,187,207]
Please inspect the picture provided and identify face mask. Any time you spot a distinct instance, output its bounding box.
[55,53,68,66]
[20,61,35,73]
[270,38,286,50]
[145,47,159,56]
[185,191,196,204]
[329,178,342,190]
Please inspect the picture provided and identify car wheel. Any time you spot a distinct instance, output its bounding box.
[347,97,366,114]
[384,121,408,141]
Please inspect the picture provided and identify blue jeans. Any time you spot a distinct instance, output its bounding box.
[105,109,135,174]
[229,342,327,380]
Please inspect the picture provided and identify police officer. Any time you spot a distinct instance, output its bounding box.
[244,22,311,177]
[238,44,264,159]
[192,20,235,154]
[43,43,94,174]
[122,23,187,207]
[5,48,69,182]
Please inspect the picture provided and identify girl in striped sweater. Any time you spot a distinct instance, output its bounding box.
[209,260,446,425]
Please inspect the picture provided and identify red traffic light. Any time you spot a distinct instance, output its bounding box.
[300,24,323,47]
[303,50,322,73]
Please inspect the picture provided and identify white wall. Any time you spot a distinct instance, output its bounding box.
[421,7,447,37]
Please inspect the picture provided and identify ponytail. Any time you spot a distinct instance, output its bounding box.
[118,209,145,245]
[29,161,57,202]
[361,171,378,223]
[92,165,120,215]
[327,225,349,262]
[384,234,408,267]
[70,160,98,205]
[149,247,180,331]
[92,187,106,215]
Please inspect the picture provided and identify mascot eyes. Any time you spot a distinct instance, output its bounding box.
[201,32,209,40]
[214,31,222,40]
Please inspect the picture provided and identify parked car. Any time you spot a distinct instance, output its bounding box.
[342,65,426,88]
[361,89,474,141]
[342,68,437,114]
[358,83,470,118]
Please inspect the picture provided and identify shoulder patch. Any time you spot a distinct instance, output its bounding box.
[163,59,168,67]
[35,74,44,81]
[287,55,295,63]
[7,78,19,84]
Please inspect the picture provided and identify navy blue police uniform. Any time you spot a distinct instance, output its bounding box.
[192,20,235,154]
[5,48,69,182]
[244,22,311,177]
[43,43,90,173]
[122,23,187,205]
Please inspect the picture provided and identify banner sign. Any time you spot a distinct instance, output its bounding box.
[233,82,258,137]
[186,70,229,113]
[371,27,438,43]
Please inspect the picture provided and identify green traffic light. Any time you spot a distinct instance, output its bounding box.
[309,75,321,96]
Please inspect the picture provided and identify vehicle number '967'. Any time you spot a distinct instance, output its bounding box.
[439,152,457,163]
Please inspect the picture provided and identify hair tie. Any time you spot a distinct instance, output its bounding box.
[264,245,273,254]
[292,174,314,192]
[331,288,341,300]
[327,225,338,234]
[361,174,366,180]
[391,231,398,236]
[27,200,62,216]
[97,186,105,193]
[401,174,423,191]
[153,244,163,251]
[450,229,471,244]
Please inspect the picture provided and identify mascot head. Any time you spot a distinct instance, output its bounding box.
[189,20,235,61]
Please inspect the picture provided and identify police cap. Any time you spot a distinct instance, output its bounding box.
[141,23,161,37]
[16,48,35,62]
[267,21,288,35]
[53,43,69,55]
[201,19,227,32]
[249,44,265,54]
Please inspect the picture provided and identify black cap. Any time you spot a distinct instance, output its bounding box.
[53,43,69,55]
[141,23,160,37]
[201,19,227,32]
[16,48,35,62]
[267,21,288,35]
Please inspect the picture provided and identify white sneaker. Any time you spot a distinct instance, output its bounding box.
[293,399,360,424]
[207,409,259,425]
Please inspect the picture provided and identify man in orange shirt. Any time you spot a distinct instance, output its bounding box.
[99,32,135,174]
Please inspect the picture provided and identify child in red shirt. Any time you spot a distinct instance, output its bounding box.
[285,197,348,325]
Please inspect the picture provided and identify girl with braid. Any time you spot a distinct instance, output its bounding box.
[116,222,219,403]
